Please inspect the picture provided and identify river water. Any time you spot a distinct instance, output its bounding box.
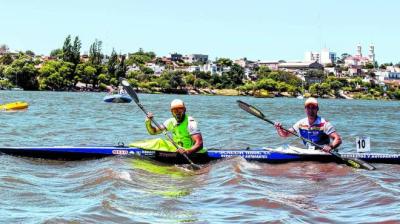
[0,91,399,223]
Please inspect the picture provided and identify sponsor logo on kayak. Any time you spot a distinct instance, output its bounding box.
[112,150,129,155]
[217,151,270,159]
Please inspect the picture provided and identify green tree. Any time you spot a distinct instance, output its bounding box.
[256,78,277,91]
[63,35,73,63]
[75,63,97,87]
[126,48,156,66]
[107,48,118,77]
[3,55,38,90]
[25,50,35,57]
[256,65,271,79]
[89,39,103,65]
[38,60,74,90]
[215,58,233,67]
[364,62,374,69]
[50,48,63,58]
[0,53,14,65]
[115,55,127,80]
[72,36,81,65]
[184,73,195,87]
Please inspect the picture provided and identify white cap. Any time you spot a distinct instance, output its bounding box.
[170,99,185,109]
[305,97,318,107]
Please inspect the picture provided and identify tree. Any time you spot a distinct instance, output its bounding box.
[364,62,374,69]
[25,50,35,57]
[115,55,127,80]
[62,35,73,63]
[72,36,81,65]
[267,70,302,86]
[256,65,271,79]
[0,53,13,65]
[215,58,233,67]
[75,63,97,87]
[50,48,63,58]
[3,56,39,90]
[89,39,103,65]
[107,48,118,77]
[126,48,156,66]
[38,60,74,90]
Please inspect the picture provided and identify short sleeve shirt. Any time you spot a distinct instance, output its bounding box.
[292,116,335,145]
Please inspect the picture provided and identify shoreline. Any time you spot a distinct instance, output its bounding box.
[3,88,393,101]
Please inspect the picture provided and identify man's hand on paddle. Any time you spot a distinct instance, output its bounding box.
[145,112,163,135]
[176,148,188,155]
[146,112,154,121]
[274,122,292,137]
[322,144,333,153]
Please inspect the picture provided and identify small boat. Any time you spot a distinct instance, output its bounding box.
[0,101,29,111]
[10,87,23,91]
[103,94,132,103]
[0,145,399,165]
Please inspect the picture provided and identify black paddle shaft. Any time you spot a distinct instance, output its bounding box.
[237,100,375,170]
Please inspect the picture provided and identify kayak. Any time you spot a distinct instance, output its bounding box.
[0,145,399,164]
[103,94,132,103]
[0,101,29,111]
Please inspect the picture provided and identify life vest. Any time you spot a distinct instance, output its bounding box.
[169,115,206,153]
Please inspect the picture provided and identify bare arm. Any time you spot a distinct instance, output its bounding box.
[274,122,295,137]
[176,133,203,155]
[321,132,342,152]
[145,112,164,135]
[329,132,342,149]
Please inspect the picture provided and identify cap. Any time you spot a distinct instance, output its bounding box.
[304,97,318,107]
[170,99,185,109]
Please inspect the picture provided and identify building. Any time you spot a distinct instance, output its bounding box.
[168,53,182,62]
[320,48,336,65]
[184,54,208,64]
[278,61,323,72]
[344,44,375,67]
[304,52,320,62]
[304,48,336,65]
[257,61,279,70]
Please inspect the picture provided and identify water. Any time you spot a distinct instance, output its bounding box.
[0,91,399,223]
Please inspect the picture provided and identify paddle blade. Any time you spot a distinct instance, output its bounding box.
[237,100,265,119]
[120,78,140,104]
[346,158,376,170]
[331,151,376,170]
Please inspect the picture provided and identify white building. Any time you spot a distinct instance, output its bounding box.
[257,61,279,70]
[375,71,400,82]
[305,48,336,65]
[145,63,165,75]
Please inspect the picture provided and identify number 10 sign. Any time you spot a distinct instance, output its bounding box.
[356,136,370,153]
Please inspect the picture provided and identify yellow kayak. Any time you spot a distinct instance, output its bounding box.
[0,101,29,111]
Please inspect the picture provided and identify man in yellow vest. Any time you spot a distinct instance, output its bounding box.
[144,99,205,155]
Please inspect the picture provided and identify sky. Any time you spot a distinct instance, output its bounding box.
[1,0,399,63]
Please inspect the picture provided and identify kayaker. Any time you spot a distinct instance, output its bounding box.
[274,97,342,152]
[143,99,205,155]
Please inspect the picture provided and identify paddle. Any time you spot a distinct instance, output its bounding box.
[237,100,376,170]
[120,78,201,170]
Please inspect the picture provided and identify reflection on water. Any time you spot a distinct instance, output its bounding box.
[0,91,400,222]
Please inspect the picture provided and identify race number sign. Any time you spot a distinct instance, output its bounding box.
[356,136,370,153]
